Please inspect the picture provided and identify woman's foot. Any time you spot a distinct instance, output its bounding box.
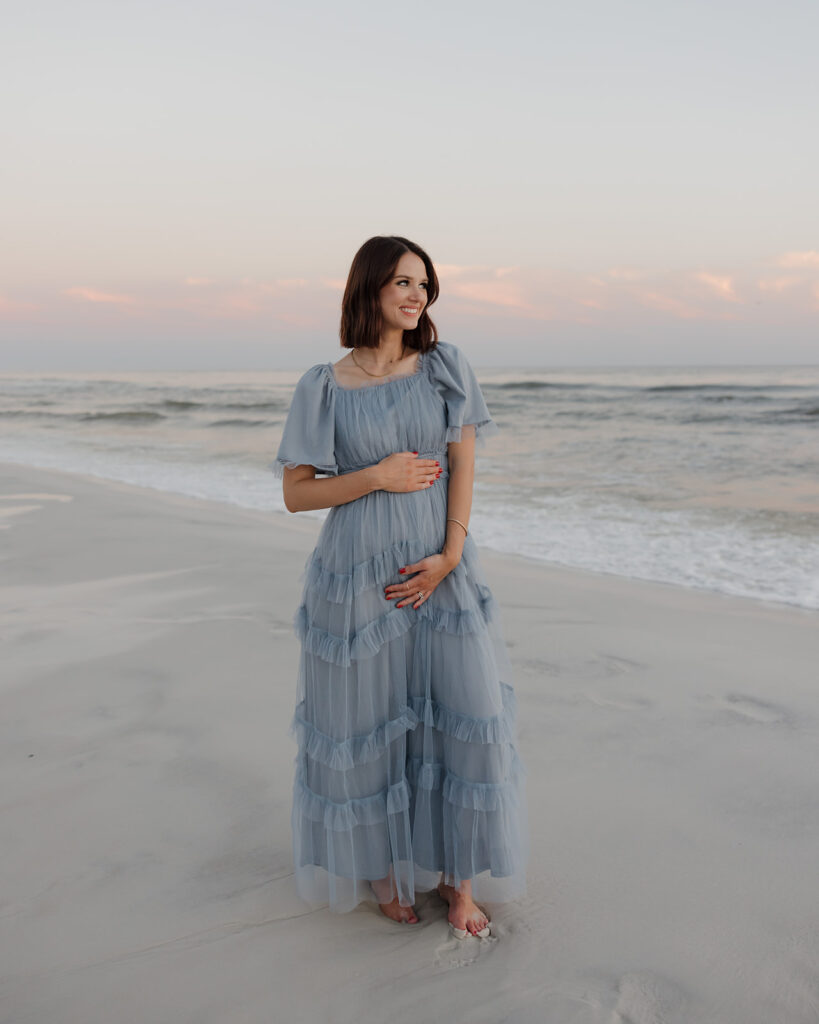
[371,876,419,924]
[437,879,490,936]
[377,895,419,924]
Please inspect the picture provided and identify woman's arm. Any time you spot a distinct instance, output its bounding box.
[282,453,441,513]
[441,424,476,569]
[282,464,378,512]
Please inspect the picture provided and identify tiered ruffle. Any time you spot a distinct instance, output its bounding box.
[408,681,517,746]
[410,750,526,812]
[294,584,498,668]
[294,767,412,832]
[290,704,420,771]
[300,538,433,604]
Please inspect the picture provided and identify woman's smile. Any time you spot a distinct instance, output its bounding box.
[378,251,428,335]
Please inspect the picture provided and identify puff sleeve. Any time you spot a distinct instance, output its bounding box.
[428,341,500,449]
[269,364,338,478]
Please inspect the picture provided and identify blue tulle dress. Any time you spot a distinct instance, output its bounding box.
[270,340,528,913]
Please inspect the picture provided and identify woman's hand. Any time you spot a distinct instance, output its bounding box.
[375,452,441,493]
[384,553,457,610]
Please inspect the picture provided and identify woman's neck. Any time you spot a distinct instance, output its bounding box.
[375,327,406,365]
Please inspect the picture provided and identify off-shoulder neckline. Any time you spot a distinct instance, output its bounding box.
[325,346,432,392]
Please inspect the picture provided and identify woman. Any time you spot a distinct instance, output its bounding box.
[271,236,527,938]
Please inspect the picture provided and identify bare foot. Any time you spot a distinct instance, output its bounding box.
[371,877,419,924]
[376,895,419,924]
[437,879,490,936]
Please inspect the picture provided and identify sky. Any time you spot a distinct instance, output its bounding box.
[1,0,818,369]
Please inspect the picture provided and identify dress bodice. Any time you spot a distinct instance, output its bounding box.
[271,341,498,479]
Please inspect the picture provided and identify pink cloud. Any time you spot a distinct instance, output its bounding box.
[153,277,337,330]
[435,264,482,279]
[779,251,819,268]
[63,287,136,306]
[0,294,37,316]
[254,278,310,295]
[606,267,647,282]
[633,289,707,320]
[757,276,803,293]
[446,278,528,310]
[36,251,819,340]
[580,270,739,322]
[438,264,734,323]
[694,273,739,302]
[437,264,554,319]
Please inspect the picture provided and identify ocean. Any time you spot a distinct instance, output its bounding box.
[2,363,818,610]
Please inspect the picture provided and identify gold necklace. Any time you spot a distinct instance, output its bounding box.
[350,343,407,378]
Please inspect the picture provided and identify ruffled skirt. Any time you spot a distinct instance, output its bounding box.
[287,466,528,913]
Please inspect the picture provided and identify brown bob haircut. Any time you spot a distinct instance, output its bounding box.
[339,236,440,352]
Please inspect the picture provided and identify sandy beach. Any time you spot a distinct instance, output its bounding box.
[2,460,818,1024]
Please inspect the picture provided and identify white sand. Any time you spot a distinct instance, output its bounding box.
[2,461,818,1024]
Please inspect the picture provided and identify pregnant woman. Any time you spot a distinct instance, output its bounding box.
[271,235,528,938]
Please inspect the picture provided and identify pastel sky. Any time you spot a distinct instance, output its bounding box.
[2,0,817,369]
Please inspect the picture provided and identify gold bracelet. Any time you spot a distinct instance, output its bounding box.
[446,517,468,537]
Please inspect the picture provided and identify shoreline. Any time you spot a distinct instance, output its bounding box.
[2,460,818,1023]
[1,458,815,617]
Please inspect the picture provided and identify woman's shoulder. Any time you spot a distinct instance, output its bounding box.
[285,363,335,414]
[293,362,333,391]
[427,339,460,360]
[425,340,472,379]
[300,361,332,380]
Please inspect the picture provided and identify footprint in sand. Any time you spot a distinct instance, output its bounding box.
[611,970,690,1024]
[429,894,503,970]
[711,693,792,726]
[517,657,562,678]
[270,620,298,637]
[584,692,652,712]
[580,654,651,712]
[433,929,498,969]
[576,653,647,681]
[518,653,646,683]
[596,653,646,677]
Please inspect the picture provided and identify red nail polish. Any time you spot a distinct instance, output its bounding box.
[399,568,406,574]
[412,451,418,455]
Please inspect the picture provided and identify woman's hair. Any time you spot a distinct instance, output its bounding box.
[340,236,440,352]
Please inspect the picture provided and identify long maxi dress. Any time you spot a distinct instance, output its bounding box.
[270,340,528,913]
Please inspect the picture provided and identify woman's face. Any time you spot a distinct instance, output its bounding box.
[378,252,428,338]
